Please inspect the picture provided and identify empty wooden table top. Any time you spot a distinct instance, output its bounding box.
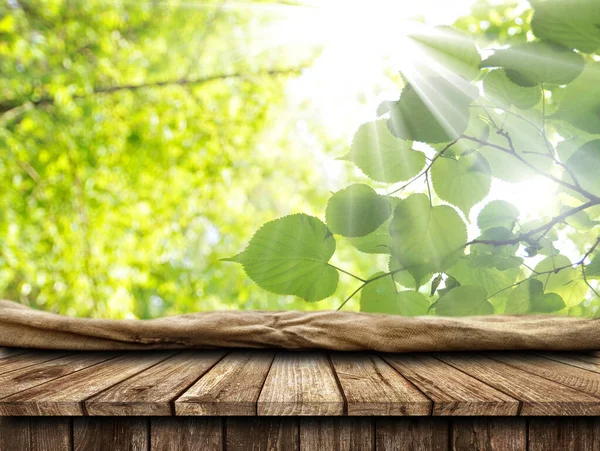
[1,348,600,417]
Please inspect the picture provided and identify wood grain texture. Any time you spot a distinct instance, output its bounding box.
[536,352,600,374]
[0,352,119,399]
[0,348,29,360]
[299,418,372,451]
[257,352,343,416]
[74,418,148,451]
[0,351,70,376]
[226,418,298,451]
[150,418,222,451]
[176,350,274,416]
[436,352,600,415]
[528,418,600,451]
[451,418,526,451]
[0,417,71,451]
[376,418,449,451]
[0,352,171,415]
[86,351,224,416]
[331,353,431,416]
[491,352,600,399]
[384,354,519,416]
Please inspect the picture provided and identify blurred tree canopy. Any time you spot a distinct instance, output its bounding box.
[0,0,339,318]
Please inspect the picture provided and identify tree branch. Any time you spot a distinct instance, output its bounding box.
[461,135,600,203]
[467,200,599,247]
[0,66,307,118]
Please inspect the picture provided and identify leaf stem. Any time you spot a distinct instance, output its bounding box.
[327,263,366,282]
[336,267,408,310]
[386,138,460,197]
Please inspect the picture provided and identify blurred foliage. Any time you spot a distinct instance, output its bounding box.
[0,0,348,318]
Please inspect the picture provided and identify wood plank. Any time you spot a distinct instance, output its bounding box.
[176,350,274,416]
[0,351,71,376]
[0,352,172,415]
[0,348,28,360]
[436,353,600,415]
[299,418,373,451]
[451,418,526,451]
[150,418,222,451]
[74,418,148,451]
[528,418,599,451]
[226,418,298,451]
[257,352,343,416]
[0,352,119,399]
[0,417,71,451]
[536,352,600,374]
[491,352,600,399]
[331,353,430,416]
[383,354,519,416]
[376,418,448,451]
[86,350,224,416]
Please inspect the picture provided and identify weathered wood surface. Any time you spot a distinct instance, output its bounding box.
[1,347,600,417]
[331,353,430,416]
[177,351,274,416]
[436,352,600,416]
[257,352,344,415]
[383,354,519,416]
[86,351,225,416]
[4,417,600,450]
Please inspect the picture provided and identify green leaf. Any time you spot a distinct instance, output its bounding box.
[483,69,541,110]
[505,279,543,314]
[472,227,519,257]
[386,77,479,144]
[430,274,443,296]
[565,140,600,197]
[554,63,600,134]
[477,200,519,231]
[437,275,461,298]
[360,273,430,316]
[519,219,560,257]
[226,214,338,302]
[388,255,433,289]
[480,41,584,86]
[347,197,401,254]
[389,193,467,286]
[344,120,426,183]
[557,138,587,163]
[470,227,523,271]
[431,153,491,216]
[530,0,600,53]
[535,255,588,307]
[447,255,520,312]
[587,253,600,279]
[533,293,566,313]
[434,285,494,316]
[408,26,481,81]
[326,184,392,238]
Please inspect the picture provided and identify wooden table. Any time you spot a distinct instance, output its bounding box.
[1,347,600,450]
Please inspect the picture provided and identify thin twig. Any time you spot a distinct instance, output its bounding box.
[461,135,600,202]
[386,138,460,196]
[327,264,366,283]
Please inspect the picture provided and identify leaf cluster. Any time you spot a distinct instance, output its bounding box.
[230,1,600,316]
